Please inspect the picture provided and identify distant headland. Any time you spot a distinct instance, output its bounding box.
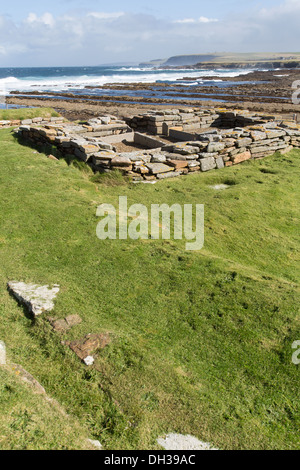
[139,52,300,69]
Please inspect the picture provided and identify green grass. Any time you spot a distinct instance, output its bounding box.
[0,367,93,450]
[0,107,59,121]
[0,126,299,450]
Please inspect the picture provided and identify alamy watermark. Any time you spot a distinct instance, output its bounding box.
[292,341,300,365]
[292,80,300,105]
[96,197,204,251]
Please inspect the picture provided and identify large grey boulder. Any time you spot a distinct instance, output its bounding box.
[7,281,60,317]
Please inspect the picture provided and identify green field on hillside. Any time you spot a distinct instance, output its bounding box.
[0,122,299,450]
[0,108,59,121]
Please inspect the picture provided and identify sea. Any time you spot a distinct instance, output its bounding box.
[0,65,259,108]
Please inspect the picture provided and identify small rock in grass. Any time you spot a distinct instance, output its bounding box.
[84,356,95,366]
[87,439,102,450]
[11,364,46,395]
[210,184,230,190]
[48,318,69,332]
[65,314,82,328]
[48,314,82,332]
[66,333,111,360]
[48,154,59,161]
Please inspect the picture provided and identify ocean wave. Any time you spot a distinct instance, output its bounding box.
[0,67,255,95]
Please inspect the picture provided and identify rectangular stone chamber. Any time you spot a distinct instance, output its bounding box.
[14,108,300,181]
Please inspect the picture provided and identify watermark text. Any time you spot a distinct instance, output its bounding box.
[292,80,300,105]
[292,340,300,365]
[96,197,204,251]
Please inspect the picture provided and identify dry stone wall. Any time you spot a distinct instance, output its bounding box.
[14,109,300,182]
[0,116,65,129]
[128,108,277,136]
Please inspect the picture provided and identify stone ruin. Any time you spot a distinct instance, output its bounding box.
[10,108,300,181]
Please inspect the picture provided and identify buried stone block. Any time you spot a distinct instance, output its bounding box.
[10,364,46,394]
[7,281,60,317]
[66,333,111,362]
[157,434,218,451]
[48,314,82,332]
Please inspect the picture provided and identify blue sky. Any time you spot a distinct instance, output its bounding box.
[0,0,299,66]
[2,0,283,21]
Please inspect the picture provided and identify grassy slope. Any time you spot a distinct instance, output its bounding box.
[202,52,300,63]
[0,108,59,121]
[0,127,299,450]
[0,367,93,450]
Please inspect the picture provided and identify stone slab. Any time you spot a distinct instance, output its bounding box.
[157,434,218,451]
[200,157,217,172]
[146,163,174,175]
[8,281,60,317]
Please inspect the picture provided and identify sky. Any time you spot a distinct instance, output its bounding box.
[0,0,299,67]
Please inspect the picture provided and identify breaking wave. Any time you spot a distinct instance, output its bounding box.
[0,67,255,96]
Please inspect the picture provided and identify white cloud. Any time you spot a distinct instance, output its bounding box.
[87,12,125,20]
[198,16,219,23]
[26,13,38,24]
[174,18,197,24]
[174,16,219,24]
[26,12,55,27]
[259,0,300,18]
[0,2,299,66]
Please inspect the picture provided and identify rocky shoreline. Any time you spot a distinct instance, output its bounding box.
[6,70,300,122]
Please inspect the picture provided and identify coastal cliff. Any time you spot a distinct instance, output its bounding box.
[140,53,300,69]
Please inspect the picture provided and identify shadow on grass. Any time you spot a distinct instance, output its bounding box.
[90,170,131,187]
[12,131,92,172]
[12,131,130,185]
[12,132,62,160]
[7,288,36,324]
[222,177,238,186]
